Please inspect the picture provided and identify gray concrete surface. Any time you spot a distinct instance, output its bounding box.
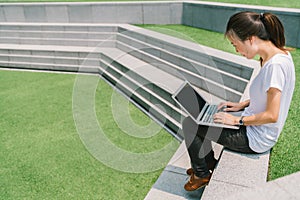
[144,142,224,200]
[0,1,299,47]
[0,1,182,24]
[201,149,270,200]
[223,171,300,200]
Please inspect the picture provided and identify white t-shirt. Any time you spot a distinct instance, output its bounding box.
[243,53,295,153]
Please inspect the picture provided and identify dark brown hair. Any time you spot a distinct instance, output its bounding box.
[225,11,291,65]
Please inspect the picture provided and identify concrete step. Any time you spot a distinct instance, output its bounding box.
[0,44,106,60]
[201,149,270,200]
[117,33,249,93]
[118,26,255,81]
[98,58,184,138]
[0,30,117,40]
[145,141,224,200]
[0,60,99,73]
[0,23,118,32]
[100,48,186,124]
[0,23,118,47]
[117,40,242,102]
[0,37,116,47]
[100,48,184,103]
[0,44,105,73]
[0,44,107,67]
[0,53,100,66]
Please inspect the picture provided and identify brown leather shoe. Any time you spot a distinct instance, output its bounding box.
[186,168,194,176]
[186,159,217,175]
[184,173,212,191]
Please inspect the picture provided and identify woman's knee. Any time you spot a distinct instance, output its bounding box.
[182,117,210,139]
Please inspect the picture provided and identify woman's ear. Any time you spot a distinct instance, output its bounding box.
[249,36,254,45]
[248,36,258,45]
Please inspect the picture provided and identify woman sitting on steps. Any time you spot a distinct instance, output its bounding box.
[183,11,295,191]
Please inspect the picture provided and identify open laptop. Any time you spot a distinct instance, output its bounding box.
[172,81,240,129]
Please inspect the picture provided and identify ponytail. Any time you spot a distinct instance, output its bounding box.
[260,13,285,50]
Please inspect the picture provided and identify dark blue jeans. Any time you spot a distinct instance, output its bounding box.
[182,117,256,178]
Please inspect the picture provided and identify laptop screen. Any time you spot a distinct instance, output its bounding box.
[173,83,206,119]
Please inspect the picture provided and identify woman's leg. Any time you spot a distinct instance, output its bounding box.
[183,117,255,177]
[182,117,256,191]
[183,117,216,191]
[196,124,255,154]
[183,117,212,178]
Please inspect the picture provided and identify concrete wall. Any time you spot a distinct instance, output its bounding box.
[182,1,300,48]
[0,1,299,47]
[0,1,182,24]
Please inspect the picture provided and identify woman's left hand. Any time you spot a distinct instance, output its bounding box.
[213,112,239,125]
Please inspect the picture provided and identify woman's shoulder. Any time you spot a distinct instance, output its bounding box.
[267,52,293,67]
[273,52,292,61]
[262,52,295,79]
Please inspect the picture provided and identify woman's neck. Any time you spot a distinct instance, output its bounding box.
[258,41,287,66]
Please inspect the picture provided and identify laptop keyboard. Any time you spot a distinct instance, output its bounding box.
[201,105,218,123]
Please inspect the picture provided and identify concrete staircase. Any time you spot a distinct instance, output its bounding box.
[0,22,260,141]
[0,23,116,72]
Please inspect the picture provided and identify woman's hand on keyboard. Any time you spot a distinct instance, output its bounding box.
[213,112,240,125]
[217,101,244,112]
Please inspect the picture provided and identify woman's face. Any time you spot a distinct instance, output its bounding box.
[228,35,257,59]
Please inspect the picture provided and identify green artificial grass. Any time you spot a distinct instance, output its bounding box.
[0,70,179,199]
[204,0,300,9]
[268,48,300,180]
[140,24,300,180]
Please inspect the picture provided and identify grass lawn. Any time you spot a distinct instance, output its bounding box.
[140,24,300,180]
[205,0,300,8]
[0,70,179,199]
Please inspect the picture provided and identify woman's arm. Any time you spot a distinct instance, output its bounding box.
[214,88,281,125]
[240,87,281,125]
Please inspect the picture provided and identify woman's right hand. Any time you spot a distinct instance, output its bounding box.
[217,101,244,112]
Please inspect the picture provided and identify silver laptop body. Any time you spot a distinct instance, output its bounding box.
[172,81,240,129]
